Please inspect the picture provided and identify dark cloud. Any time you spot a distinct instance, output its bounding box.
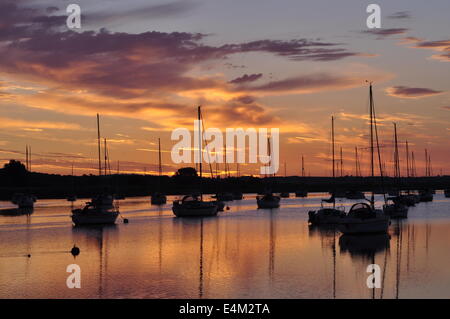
[229,73,263,84]
[0,0,371,119]
[387,11,411,19]
[442,106,450,110]
[236,73,368,93]
[46,6,59,14]
[221,39,362,61]
[362,28,409,39]
[86,1,200,24]
[401,38,450,62]
[210,102,277,126]
[386,86,444,98]
[235,95,256,104]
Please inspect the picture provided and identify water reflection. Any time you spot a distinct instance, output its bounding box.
[72,225,118,297]
[1,194,450,298]
[339,234,391,259]
[0,207,34,216]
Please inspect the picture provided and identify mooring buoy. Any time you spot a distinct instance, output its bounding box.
[71,245,80,257]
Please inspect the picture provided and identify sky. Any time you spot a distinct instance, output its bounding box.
[0,0,449,177]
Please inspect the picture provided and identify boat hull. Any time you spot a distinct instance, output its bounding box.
[308,208,344,225]
[256,198,280,209]
[337,217,389,235]
[172,202,218,217]
[384,205,408,219]
[71,210,119,225]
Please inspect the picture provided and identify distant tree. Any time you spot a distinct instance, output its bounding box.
[174,167,198,177]
[0,160,28,187]
[3,160,27,174]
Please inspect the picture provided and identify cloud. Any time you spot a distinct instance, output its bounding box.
[0,117,82,131]
[400,38,450,62]
[387,11,411,19]
[229,73,263,84]
[362,28,409,39]
[442,106,450,110]
[86,1,200,24]
[385,86,444,99]
[0,0,376,130]
[235,72,391,95]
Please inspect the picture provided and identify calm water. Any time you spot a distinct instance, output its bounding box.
[1,193,450,299]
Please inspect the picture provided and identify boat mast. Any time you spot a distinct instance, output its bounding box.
[355,146,360,177]
[393,123,400,179]
[104,138,107,176]
[301,155,305,177]
[340,147,343,177]
[369,84,376,208]
[198,106,203,200]
[424,149,428,176]
[25,145,27,170]
[97,114,102,176]
[158,138,162,177]
[331,116,336,208]
[405,140,410,178]
[332,116,335,179]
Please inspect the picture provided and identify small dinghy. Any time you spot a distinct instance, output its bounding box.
[383,197,408,219]
[151,192,167,205]
[11,193,36,208]
[256,193,280,209]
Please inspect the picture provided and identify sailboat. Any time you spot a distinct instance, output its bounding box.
[384,123,408,218]
[12,146,37,209]
[12,193,36,209]
[151,138,167,205]
[337,83,390,235]
[256,136,281,209]
[71,114,119,226]
[308,116,345,225]
[172,106,219,217]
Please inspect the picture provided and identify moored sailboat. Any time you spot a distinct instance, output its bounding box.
[172,106,218,217]
[384,123,409,218]
[71,114,120,225]
[256,192,281,209]
[337,83,389,234]
[308,116,344,225]
[11,193,36,209]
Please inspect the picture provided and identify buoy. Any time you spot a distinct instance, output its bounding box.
[123,218,129,224]
[71,245,80,257]
[226,206,230,210]
[27,254,31,258]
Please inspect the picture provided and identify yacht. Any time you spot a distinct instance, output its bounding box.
[173,195,218,217]
[256,193,280,209]
[337,203,390,234]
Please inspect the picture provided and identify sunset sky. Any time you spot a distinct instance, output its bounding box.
[0,0,449,176]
